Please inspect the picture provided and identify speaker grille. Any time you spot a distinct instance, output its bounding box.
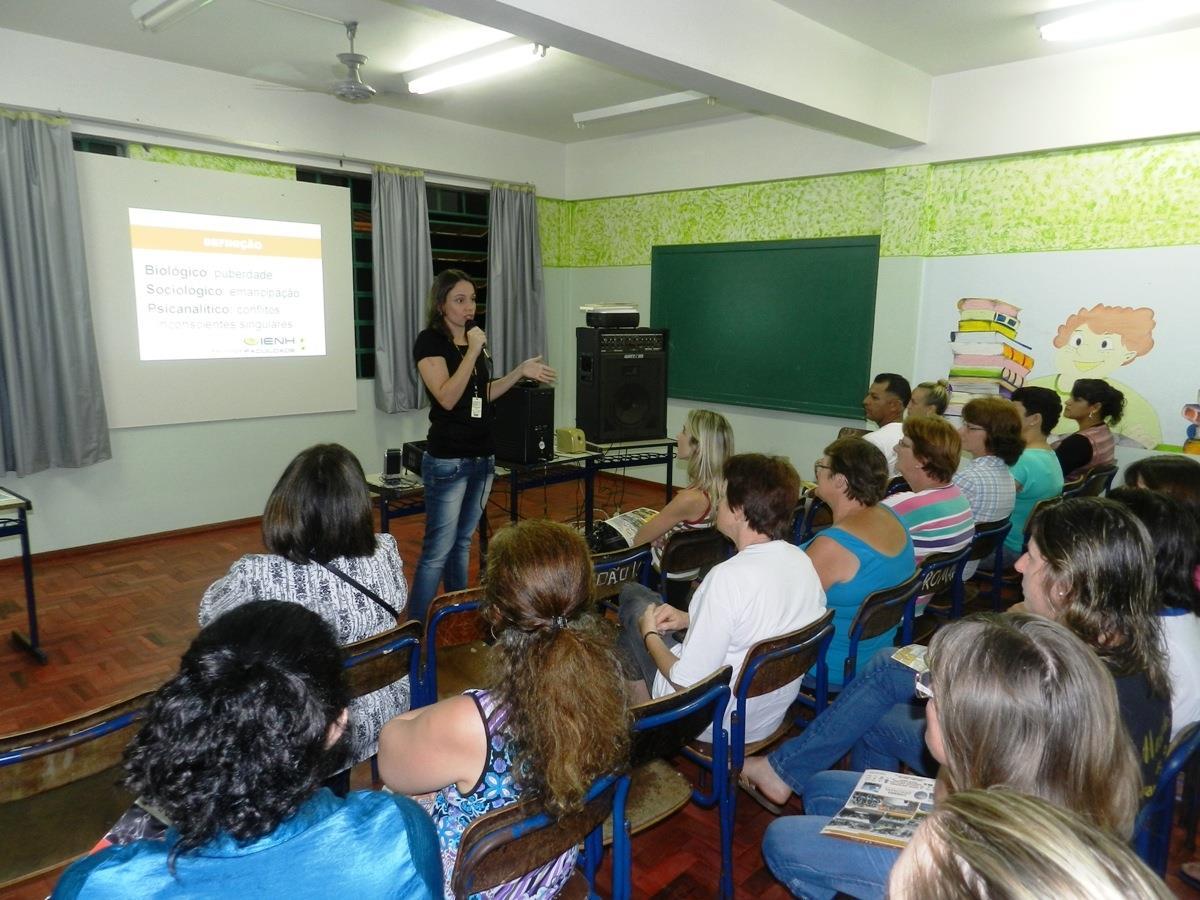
[576,327,667,442]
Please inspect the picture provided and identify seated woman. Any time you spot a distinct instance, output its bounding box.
[1053,377,1125,481]
[760,614,1142,900]
[618,454,826,742]
[804,438,914,686]
[1109,486,1200,740]
[53,601,440,899]
[904,379,949,419]
[377,520,630,899]
[952,397,1022,578]
[889,788,1170,900]
[741,496,1170,813]
[994,386,1066,568]
[881,416,974,611]
[631,408,733,604]
[1125,453,1200,518]
[200,443,409,765]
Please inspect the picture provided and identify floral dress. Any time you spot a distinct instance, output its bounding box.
[428,690,575,899]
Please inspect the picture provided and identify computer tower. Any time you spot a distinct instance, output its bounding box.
[576,328,668,443]
[492,383,555,464]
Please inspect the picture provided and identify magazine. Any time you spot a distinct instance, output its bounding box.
[589,506,659,552]
[819,769,936,849]
[891,643,929,674]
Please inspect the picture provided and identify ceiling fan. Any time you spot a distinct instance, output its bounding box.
[331,21,376,104]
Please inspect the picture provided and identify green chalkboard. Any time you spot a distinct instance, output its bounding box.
[650,236,880,419]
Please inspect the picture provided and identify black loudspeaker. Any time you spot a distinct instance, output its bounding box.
[576,328,668,443]
[493,382,555,464]
[384,448,402,476]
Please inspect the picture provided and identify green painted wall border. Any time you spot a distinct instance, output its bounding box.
[539,131,1200,267]
[128,144,295,180]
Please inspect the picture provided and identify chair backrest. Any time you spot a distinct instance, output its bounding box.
[916,544,973,598]
[837,426,869,440]
[591,543,652,607]
[0,691,153,887]
[794,491,833,545]
[343,619,422,700]
[451,772,627,899]
[885,475,910,496]
[421,586,487,706]
[630,666,732,768]
[1134,721,1200,876]
[1078,463,1118,497]
[1060,475,1086,498]
[844,572,921,683]
[966,516,1012,564]
[658,528,732,583]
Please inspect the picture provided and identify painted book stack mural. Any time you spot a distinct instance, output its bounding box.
[944,298,1033,421]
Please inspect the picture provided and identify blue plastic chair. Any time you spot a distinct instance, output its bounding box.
[610,666,732,900]
[906,544,973,641]
[1134,721,1200,876]
[927,516,1011,618]
[682,610,836,899]
[794,493,832,545]
[451,771,630,899]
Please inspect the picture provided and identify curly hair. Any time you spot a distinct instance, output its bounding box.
[903,416,961,484]
[124,601,349,867]
[1108,486,1200,614]
[928,614,1141,838]
[1053,303,1155,358]
[1027,498,1169,698]
[823,437,888,507]
[481,520,631,819]
[962,397,1025,465]
[426,268,475,336]
[262,443,376,564]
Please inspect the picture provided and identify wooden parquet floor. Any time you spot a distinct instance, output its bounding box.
[1,473,1197,898]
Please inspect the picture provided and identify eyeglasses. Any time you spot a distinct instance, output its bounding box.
[813,462,832,478]
[914,670,934,700]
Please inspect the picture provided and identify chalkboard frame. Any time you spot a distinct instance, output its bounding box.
[649,236,881,419]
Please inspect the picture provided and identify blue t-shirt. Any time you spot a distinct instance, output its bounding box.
[1006,448,1064,554]
[53,789,441,900]
[803,514,915,685]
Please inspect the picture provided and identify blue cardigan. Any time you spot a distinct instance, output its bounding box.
[53,788,441,899]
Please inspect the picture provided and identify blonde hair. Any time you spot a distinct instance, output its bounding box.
[929,613,1141,837]
[915,379,950,415]
[683,409,734,511]
[890,788,1171,900]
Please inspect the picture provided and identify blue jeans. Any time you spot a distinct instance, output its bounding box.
[765,649,931,796]
[762,770,899,899]
[410,453,494,622]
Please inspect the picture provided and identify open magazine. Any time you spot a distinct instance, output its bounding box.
[819,769,936,849]
[588,506,658,552]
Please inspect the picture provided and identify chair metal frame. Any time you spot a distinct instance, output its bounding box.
[682,610,835,899]
[611,667,732,900]
[1133,721,1200,876]
[451,771,629,900]
[419,586,487,707]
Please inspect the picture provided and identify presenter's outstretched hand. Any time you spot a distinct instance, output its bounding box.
[520,356,557,384]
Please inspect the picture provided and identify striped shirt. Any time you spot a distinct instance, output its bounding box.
[883,484,975,611]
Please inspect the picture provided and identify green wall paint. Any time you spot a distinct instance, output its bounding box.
[128,144,296,180]
[540,133,1200,266]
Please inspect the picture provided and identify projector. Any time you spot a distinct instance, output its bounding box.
[581,304,640,328]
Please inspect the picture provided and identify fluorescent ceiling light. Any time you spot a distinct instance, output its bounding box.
[404,37,547,95]
[1038,0,1200,42]
[130,0,213,31]
[573,91,709,126]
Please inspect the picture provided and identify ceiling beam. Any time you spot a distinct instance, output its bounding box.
[411,0,930,147]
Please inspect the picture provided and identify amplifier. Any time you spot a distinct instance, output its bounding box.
[493,382,555,464]
[576,328,668,443]
[401,441,428,476]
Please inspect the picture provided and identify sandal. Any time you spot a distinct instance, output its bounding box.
[737,772,787,816]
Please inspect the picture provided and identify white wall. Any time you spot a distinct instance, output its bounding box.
[565,25,1200,199]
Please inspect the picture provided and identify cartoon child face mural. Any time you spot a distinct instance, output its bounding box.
[1031,304,1161,449]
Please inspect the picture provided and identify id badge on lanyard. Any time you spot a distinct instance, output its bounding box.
[471,394,483,418]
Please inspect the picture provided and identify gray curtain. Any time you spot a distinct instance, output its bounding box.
[373,166,432,413]
[0,111,110,476]
[487,183,545,372]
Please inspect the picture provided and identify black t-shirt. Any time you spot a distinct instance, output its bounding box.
[413,328,494,459]
[1113,668,1172,800]
[1054,433,1093,478]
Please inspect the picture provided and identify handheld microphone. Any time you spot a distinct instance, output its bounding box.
[465,319,491,362]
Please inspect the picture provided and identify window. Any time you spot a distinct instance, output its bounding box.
[71,136,126,156]
[428,185,489,326]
